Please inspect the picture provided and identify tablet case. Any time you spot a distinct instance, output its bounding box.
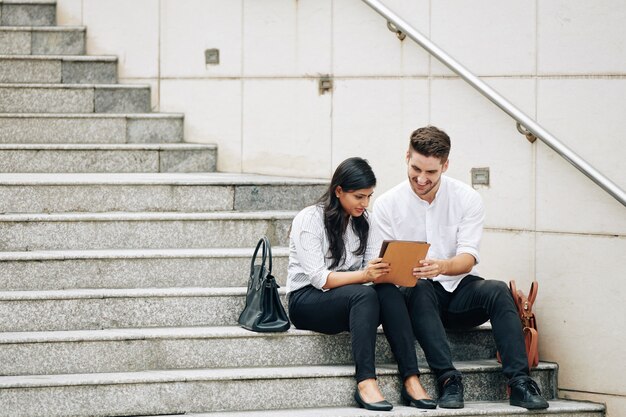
[377,240,430,287]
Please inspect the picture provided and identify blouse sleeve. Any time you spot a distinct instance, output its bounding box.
[292,210,332,290]
[363,214,383,266]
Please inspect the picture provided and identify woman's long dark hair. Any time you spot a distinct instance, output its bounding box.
[317,157,377,268]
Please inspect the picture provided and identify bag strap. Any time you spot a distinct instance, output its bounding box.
[509,280,522,315]
[250,236,273,276]
[527,280,538,308]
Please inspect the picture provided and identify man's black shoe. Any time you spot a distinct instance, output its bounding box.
[509,378,549,410]
[438,374,464,409]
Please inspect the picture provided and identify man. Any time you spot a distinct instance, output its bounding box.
[371,126,549,410]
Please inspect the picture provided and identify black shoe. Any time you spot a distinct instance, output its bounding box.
[354,389,393,411]
[509,378,549,410]
[438,374,464,409]
[401,386,437,409]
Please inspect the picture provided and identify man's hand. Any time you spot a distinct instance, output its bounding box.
[413,258,448,279]
[412,253,476,279]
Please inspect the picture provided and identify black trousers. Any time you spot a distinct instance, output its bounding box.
[288,284,380,383]
[402,275,529,385]
[374,283,420,380]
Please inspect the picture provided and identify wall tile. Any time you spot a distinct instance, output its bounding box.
[430,78,537,230]
[559,391,626,417]
[242,79,331,178]
[538,0,626,74]
[160,79,242,172]
[332,78,429,197]
[243,0,331,77]
[161,0,242,78]
[481,229,534,284]
[83,0,159,78]
[333,0,429,77]
[56,0,83,26]
[536,232,626,395]
[536,79,626,235]
[431,0,536,76]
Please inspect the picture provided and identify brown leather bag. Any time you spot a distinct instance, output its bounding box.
[497,280,539,368]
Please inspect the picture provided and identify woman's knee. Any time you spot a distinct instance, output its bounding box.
[347,285,379,315]
[374,283,402,300]
[349,284,378,303]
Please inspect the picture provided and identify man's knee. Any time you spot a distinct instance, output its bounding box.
[410,279,437,302]
[476,280,515,309]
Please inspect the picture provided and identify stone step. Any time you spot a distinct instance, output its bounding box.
[0,143,217,173]
[0,247,290,290]
[0,26,85,55]
[0,325,495,376]
[0,287,252,331]
[173,400,605,417]
[0,83,150,113]
[0,55,117,84]
[0,113,184,143]
[0,0,56,27]
[0,211,295,251]
[0,173,325,212]
[0,362,558,416]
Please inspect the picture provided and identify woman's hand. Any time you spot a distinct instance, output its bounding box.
[363,258,391,283]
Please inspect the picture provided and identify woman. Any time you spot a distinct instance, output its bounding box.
[287,157,436,411]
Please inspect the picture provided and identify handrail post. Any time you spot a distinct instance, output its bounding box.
[361,0,626,207]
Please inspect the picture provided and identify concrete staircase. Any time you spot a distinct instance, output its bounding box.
[0,2,605,416]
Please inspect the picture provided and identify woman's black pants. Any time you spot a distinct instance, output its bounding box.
[374,283,421,380]
[288,284,379,383]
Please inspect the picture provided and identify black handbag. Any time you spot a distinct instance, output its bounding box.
[238,236,290,332]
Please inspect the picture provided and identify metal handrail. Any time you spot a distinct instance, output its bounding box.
[363,0,626,207]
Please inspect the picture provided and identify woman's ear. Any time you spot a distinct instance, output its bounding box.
[335,186,343,198]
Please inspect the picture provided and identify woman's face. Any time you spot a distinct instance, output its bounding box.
[335,186,374,217]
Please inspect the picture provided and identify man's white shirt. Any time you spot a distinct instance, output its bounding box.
[371,176,484,292]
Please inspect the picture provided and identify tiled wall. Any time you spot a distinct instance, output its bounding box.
[57,0,626,414]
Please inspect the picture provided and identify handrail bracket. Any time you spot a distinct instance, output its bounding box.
[516,123,538,144]
[386,21,406,41]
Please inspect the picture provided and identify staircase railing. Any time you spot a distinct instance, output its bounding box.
[362,0,626,207]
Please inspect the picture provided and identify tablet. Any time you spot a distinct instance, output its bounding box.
[377,240,431,287]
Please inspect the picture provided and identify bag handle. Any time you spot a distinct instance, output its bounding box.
[250,236,273,276]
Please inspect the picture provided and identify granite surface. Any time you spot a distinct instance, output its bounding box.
[0,114,184,144]
[1,2,56,26]
[31,28,85,55]
[0,184,237,212]
[127,116,184,143]
[0,58,60,83]
[0,364,559,416]
[0,216,293,250]
[0,85,94,113]
[95,86,151,113]
[62,60,117,84]
[0,247,291,290]
[0,30,31,54]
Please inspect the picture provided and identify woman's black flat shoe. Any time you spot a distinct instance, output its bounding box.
[354,389,393,411]
[401,386,437,409]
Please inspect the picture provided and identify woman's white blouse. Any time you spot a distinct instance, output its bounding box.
[286,205,381,294]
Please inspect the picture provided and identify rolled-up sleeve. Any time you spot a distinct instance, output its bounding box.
[292,213,332,289]
[456,192,484,264]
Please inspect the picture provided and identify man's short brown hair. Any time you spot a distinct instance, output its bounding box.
[409,126,451,163]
